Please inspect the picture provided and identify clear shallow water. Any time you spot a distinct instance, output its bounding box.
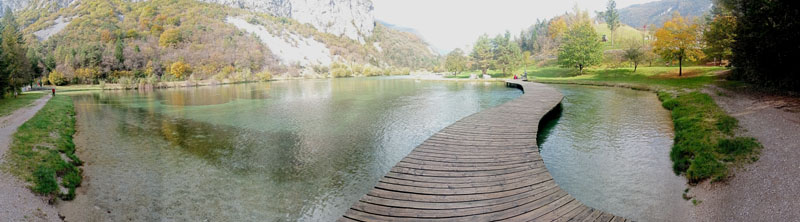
[68,77,521,221]
[538,85,692,222]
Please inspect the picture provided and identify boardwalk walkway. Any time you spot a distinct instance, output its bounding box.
[340,80,627,221]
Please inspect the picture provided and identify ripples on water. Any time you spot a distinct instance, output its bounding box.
[538,85,692,222]
[67,77,521,221]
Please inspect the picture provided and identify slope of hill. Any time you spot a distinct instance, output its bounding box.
[14,0,437,83]
[618,0,713,28]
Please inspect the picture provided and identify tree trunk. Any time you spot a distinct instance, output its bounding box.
[634,62,638,72]
[679,56,683,77]
[611,31,614,46]
[579,64,583,74]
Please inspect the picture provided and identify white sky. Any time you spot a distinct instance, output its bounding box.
[373,0,659,54]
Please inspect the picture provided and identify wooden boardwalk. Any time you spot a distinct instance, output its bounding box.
[340,80,628,222]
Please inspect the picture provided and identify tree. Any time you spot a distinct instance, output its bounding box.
[703,13,735,66]
[548,17,567,40]
[471,34,493,75]
[721,0,800,89]
[115,38,125,64]
[159,28,182,48]
[169,61,191,79]
[557,21,603,74]
[622,39,645,72]
[445,48,467,75]
[653,13,703,76]
[522,51,533,73]
[605,0,621,46]
[493,31,523,75]
[48,70,67,86]
[1,9,32,97]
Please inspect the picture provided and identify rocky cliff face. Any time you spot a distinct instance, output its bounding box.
[1,0,375,41]
[199,0,375,41]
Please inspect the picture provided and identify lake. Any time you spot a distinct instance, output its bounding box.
[539,84,692,221]
[61,77,521,221]
[62,79,688,221]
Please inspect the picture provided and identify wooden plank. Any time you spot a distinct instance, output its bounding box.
[340,81,626,221]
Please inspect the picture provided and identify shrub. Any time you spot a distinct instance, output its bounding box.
[256,70,272,81]
[158,28,181,47]
[169,61,192,79]
[48,71,67,86]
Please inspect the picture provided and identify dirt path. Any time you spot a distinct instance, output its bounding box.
[694,85,800,221]
[0,94,62,222]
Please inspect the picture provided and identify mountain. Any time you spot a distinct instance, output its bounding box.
[7,0,437,82]
[3,0,374,41]
[618,0,713,28]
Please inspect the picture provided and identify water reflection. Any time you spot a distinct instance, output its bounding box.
[68,77,521,221]
[538,85,691,222]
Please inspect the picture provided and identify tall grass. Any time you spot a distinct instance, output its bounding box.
[659,92,761,183]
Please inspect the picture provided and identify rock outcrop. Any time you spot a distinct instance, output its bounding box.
[201,0,374,42]
[1,0,375,41]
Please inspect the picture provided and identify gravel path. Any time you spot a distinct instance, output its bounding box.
[0,94,62,222]
[694,85,800,221]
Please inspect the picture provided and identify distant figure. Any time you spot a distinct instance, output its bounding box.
[514,75,518,80]
[52,88,55,96]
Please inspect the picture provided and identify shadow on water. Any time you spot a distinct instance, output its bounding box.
[537,103,563,149]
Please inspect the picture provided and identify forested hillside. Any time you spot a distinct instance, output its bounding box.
[619,0,712,28]
[10,0,437,86]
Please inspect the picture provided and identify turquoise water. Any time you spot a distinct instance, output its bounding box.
[67,77,521,221]
[538,85,692,222]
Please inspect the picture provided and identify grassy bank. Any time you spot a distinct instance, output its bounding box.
[2,95,81,200]
[0,92,45,117]
[522,65,760,183]
[529,66,726,89]
[658,92,760,183]
[446,65,725,90]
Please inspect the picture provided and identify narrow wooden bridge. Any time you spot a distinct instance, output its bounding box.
[340,80,628,221]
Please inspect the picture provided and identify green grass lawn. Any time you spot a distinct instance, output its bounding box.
[528,66,727,89]
[593,23,650,51]
[0,92,45,117]
[2,95,81,200]
[55,84,103,93]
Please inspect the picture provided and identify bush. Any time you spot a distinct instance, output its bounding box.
[159,28,182,47]
[48,71,67,86]
[169,61,192,79]
[256,70,272,81]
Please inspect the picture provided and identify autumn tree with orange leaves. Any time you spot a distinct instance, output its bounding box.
[653,13,704,76]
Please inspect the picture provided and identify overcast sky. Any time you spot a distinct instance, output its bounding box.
[373,0,659,54]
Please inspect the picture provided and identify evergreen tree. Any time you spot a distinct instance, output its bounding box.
[471,34,493,75]
[720,0,800,89]
[1,8,32,96]
[115,38,125,65]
